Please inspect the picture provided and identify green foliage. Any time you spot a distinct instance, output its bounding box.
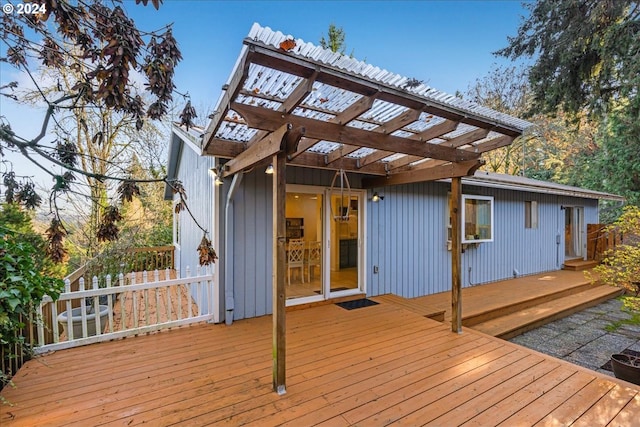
[605,296,640,331]
[319,24,348,54]
[0,204,65,279]
[0,228,64,389]
[498,0,639,118]
[591,206,640,294]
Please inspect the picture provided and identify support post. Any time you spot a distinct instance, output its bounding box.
[451,176,462,333]
[272,152,287,394]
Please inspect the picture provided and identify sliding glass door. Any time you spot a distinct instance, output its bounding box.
[285,185,363,303]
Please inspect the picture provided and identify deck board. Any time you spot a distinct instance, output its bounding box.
[2,297,639,426]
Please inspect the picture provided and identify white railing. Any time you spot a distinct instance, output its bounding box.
[35,267,214,354]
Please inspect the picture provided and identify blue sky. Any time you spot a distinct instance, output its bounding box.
[0,0,531,186]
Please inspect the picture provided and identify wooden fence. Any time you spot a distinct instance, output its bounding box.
[35,266,214,354]
[587,224,623,262]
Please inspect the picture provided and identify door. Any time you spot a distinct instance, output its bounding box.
[285,189,324,300]
[285,185,363,304]
[328,192,361,294]
[564,206,584,260]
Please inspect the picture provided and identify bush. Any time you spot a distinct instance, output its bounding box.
[591,206,640,295]
[1,229,64,390]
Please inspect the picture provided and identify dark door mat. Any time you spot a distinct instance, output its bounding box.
[600,349,640,371]
[336,298,379,310]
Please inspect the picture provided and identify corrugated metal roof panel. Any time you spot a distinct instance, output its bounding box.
[246,23,532,132]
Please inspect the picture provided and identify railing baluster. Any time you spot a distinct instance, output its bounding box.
[153,270,160,325]
[37,302,45,346]
[92,276,101,336]
[143,271,150,326]
[131,272,138,328]
[106,274,114,333]
[79,278,88,338]
[64,279,73,341]
[166,270,172,322]
[187,274,193,318]
[119,273,126,331]
[51,301,59,343]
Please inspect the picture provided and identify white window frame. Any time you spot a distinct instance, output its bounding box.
[173,198,181,249]
[462,195,494,243]
[525,200,538,229]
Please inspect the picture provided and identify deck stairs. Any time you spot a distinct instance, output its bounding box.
[562,258,599,271]
[374,272,623,341]
[467,281,623,339]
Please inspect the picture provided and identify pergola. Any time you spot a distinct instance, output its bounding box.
[202,23,531,394]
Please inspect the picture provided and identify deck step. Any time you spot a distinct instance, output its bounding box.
[562,259,599,271]
[462,281,597,327]
[470,285,623,340]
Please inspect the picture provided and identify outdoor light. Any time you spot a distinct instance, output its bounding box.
[372,192,384,202]
[265,164,274,174]
[214,175,224,186]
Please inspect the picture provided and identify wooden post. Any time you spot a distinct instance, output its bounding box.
[272,151,287,394]
[451,176,462,333]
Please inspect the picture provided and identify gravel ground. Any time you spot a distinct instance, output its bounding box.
[509,298,640,377]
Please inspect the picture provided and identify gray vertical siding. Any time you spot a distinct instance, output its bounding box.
[367,182,600,298]
[177,148,603,318]
[172,135,216,313]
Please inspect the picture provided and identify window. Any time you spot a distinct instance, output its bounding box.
[462,195,493,243]
[173,200,181,248]
[525,201,538,229]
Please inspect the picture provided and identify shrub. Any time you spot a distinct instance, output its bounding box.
[591,206,640,295]
[1,229,64,390]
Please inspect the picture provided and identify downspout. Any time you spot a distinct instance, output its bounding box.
[224,172,244,325]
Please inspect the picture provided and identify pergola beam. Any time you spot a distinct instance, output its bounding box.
[326,108,421,165]
[232,102,479,163]
[362,159,484,188]
[223,124,292,177]
[287,94,377,161]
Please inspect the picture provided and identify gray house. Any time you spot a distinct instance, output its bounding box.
[165,24,624,327]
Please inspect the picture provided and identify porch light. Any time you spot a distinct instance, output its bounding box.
[265,164,274,174]
[214,175,224,186]
[372,192,384,202]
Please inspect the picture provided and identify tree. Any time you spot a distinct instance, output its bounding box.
[466,65,595,182]
[498,0,640,208]
[498,0,639,118]
[0,0,207,263]
[319,24,350,55]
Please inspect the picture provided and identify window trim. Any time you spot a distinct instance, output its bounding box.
[173,199,181,249]
[461,194,494,243]
[525,200,539,229]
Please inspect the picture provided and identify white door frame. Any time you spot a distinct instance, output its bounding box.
[284,184,366,306]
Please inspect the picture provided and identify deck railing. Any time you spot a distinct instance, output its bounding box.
[35,266,214,354]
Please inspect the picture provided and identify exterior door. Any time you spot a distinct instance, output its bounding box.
[564,206,584,260]
[285,189,324,300]
[285,185,363,304]
[328,192,361,295]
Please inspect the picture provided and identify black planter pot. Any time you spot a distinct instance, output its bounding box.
[610,354,640,385]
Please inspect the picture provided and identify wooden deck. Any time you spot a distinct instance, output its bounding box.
[2,292,639,426]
